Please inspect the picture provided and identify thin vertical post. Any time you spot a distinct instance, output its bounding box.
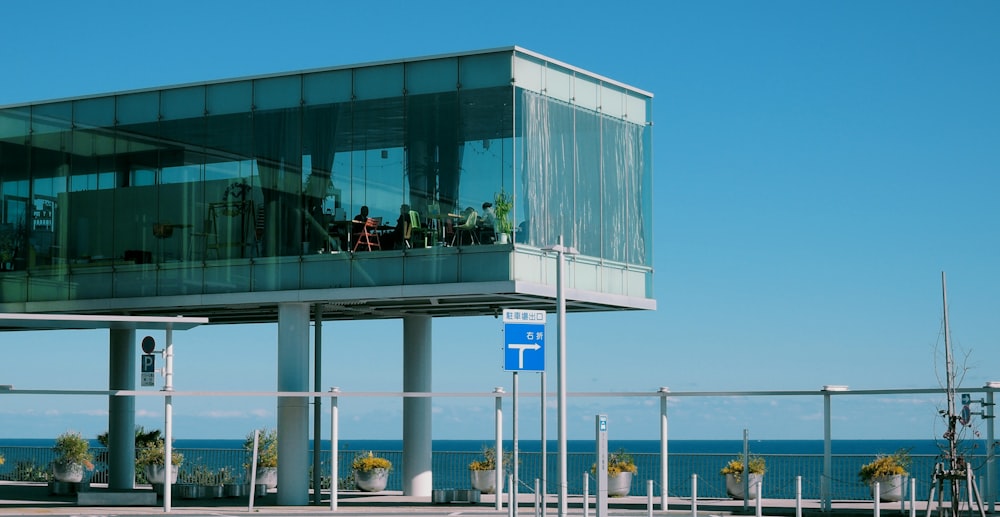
[513,372,520,517]
[647,479,654,517]
[312,305,322,505]
[796,475,803,517]
[583,473,589,517]
[541,371,547,516]
[163,324,174,513]
[659,387,669,511]
[875,481,881,517]
[329,387,339,511]
[556,235,568,517]
[691,474,698,517]
[496,387,505,511]
[823,389,833,512]
[755,477,763,517]
[986,383,997,514]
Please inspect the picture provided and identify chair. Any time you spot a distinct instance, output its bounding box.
[353,216,382,251]
[405,210,429,248]
[450,210,479,246]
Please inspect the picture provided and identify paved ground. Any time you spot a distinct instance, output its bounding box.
[0,482,934,517]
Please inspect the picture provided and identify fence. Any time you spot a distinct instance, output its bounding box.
[0,445,980,502]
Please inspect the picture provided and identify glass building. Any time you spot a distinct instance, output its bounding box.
[0,47,653,317]
[0,47,653,504]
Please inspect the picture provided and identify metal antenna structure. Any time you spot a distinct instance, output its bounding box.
[925,272,985,517]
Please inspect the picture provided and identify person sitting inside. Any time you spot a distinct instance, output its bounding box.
[352,205,369,249]
[479,201,496,244]
[390,203,410,249]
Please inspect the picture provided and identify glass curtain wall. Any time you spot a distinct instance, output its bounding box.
[0,52,517,303]
[514,59,652,267]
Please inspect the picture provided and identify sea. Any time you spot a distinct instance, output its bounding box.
[0,438,976,500]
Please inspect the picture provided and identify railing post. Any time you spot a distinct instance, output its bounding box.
[583,472,589,517]
[329,387,339,511]
[535,478,541,517]
[495,387,505,511]
[509,473,515,517]
[659,387,670,511]
[874,481,881,517]
[796,475,802,517]
[647,479,654,517]
[755,477,763,517]
[691,474,698,517]
[909,478,916,517]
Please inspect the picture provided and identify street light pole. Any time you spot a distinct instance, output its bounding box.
[543,236,577,517]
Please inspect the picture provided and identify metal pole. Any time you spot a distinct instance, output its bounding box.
[823,389,833,512]
[163,324,174,513]
[986,383,997,514]
[330,387,339,511]
[743,429,749,513]
[312,305,322,505]
[647,479,654,517]
[691,474,698,517]
[796,475,803,517]
[514,371,520,517]
[541,371,547,516]
[659,387,669,511]
[556,235,568,517]
[496,387,505,511]
[583,472,589,517]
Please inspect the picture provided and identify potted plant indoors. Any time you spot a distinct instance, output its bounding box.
[493,190,513,244]
[52,431,94,483]
[720,453,765,500]
[351,451,392,492]
[468,445,510,494]
[136,438,183,490]
[244,428,278,489]
[859,449,911,502]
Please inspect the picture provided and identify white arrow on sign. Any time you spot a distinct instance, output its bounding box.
[509,343,541,369]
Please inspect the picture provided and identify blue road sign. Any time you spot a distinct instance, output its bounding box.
[502,308,546,372]
[504,323,545,371]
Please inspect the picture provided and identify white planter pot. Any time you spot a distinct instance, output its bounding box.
[497,233,510,244]
[607,471,633,497]
[252,467,277,489]
[354,468,389,492]
[52,461,85,483]
[470,469,503,494]
[144,464,179,485]
[725,472,762,500]
[870,475,906,502]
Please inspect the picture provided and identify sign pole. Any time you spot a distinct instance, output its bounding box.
[513,371,519,517]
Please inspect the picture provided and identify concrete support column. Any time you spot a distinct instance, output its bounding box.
[277,303,310,505]
[402,315,432,496]
[108,328,136,490]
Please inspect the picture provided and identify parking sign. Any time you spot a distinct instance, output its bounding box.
[503,309,546,372]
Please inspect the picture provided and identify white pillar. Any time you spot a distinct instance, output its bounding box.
[277,303,310,505]
[403,315,432,496]
[108,329,136,490]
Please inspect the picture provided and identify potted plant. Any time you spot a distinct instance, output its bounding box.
[52,431,94,483]
[859,449,910,502]
[244,428,278,489]
[468,445,510,494]
[493,190,513,244]
[593,448,638,497]
[136,438,183,489]
[720,453,765,500]
[351,451,391,492]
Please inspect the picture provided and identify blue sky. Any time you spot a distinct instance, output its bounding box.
[1,1,998,443]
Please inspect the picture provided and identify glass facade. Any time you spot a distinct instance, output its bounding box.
[0,48,653,313]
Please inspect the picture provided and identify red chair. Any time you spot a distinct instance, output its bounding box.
[353,217,382,251]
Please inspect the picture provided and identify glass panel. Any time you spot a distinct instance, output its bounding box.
[513,56,543,94]
[0,107,30,142]
[574,75,599,111]
[303,70,352,105]
[406,58,457,95]
[117,91,160,126]
[254,106,302,258]
[460,52,512,90]
[600,84,625,119]
[545,66,572,103]
[625,92,648,125]
[355,63,403,101]
[254,75,301,111]
[74,97,115,127]
[161,86,205,121]
[208,81,251,115]
[576,111,602,259]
